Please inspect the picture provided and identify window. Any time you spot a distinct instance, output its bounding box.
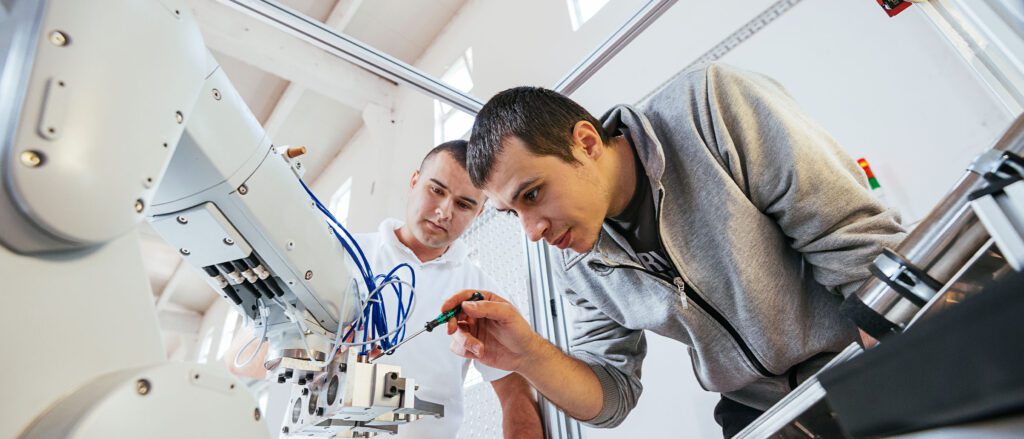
[567,0,611,31]
[434,48,476,144]
[329,177,353,227]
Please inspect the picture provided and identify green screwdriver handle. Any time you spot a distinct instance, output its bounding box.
[424,291,485,332]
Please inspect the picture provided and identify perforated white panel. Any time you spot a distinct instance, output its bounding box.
[457,204,533,439]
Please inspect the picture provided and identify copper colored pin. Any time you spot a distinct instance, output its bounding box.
[286,146,307,158]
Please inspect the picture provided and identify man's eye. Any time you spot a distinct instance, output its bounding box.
[524,189,539,202]
[431,186,442,194]
[457,202,471,210]
[503,210,519,218]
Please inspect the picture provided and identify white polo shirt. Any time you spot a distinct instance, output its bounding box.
[355,218,510,439]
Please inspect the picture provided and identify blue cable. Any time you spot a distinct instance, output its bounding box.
[297,177,416,356]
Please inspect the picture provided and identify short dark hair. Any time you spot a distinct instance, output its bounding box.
[467,87,608,187]
[421,139,469,171]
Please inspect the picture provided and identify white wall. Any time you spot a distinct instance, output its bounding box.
[311,0,1016,438]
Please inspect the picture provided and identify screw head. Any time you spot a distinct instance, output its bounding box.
[254,407,261,421]
[223,237,234,245]
[136,379,151,395]
[180,248,190,256]
[238,184,248,195]
[134,199,145,213]
[19,150,42,167]
[48,31,68,46]
[175,111,184,124]
[212,88,222,100]
[304,270,313,280]
[176,216,188,224]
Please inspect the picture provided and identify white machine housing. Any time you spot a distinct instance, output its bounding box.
[0,0,440,437]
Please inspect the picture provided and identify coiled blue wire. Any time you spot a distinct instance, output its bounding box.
[297,177,415,355]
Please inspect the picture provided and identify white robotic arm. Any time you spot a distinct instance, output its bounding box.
[0,0,439,437]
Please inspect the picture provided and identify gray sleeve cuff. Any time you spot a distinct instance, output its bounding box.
[573,352,627,428]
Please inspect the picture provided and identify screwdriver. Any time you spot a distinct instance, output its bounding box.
[370,291,485,361]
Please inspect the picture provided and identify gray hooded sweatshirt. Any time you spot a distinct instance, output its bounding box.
[556,64,906,427]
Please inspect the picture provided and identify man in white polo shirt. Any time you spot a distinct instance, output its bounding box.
[356,139,542,438]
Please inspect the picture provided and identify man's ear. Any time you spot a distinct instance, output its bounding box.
[573,120,604,160]
[410,169,420,189]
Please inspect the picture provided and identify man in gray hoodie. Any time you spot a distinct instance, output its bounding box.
[441,63,906,437]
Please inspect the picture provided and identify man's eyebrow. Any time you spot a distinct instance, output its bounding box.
[510,177,540,201]
[429,178,449,190]
[430,178,478,206]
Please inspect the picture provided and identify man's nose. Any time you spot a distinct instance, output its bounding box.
[436,198,453,220]
[522,213,548,242]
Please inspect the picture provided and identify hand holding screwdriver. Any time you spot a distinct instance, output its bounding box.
[370,291,485,361]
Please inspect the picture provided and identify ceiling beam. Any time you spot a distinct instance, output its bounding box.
[263,0,371,140]
[325,0,364,31]
[263,81,304,137]
[263,0,374,180]
[187,0,393,111]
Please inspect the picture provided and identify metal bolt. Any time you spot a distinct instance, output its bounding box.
[223,237,234,246]
[136,379,151,395]
[238,184,248,195]
[254,407,261,421]
[176,216,188,224]
[212,88,221,100]
[304,270,313,280]
[316,407,324,417]
[134,199,145,213]
[19,150,42,167]
[301,388,309,396]
[282,427,289,434]
[286,241,296,250]
[48,31,68,46]
[175,111,184,124]
[180,248,190,256]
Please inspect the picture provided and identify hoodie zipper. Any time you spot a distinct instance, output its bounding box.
[650,188,773,378]
[597,259,771,377]
[599,262,687,309]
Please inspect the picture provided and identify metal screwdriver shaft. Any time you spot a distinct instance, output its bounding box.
[370,291,485,361]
